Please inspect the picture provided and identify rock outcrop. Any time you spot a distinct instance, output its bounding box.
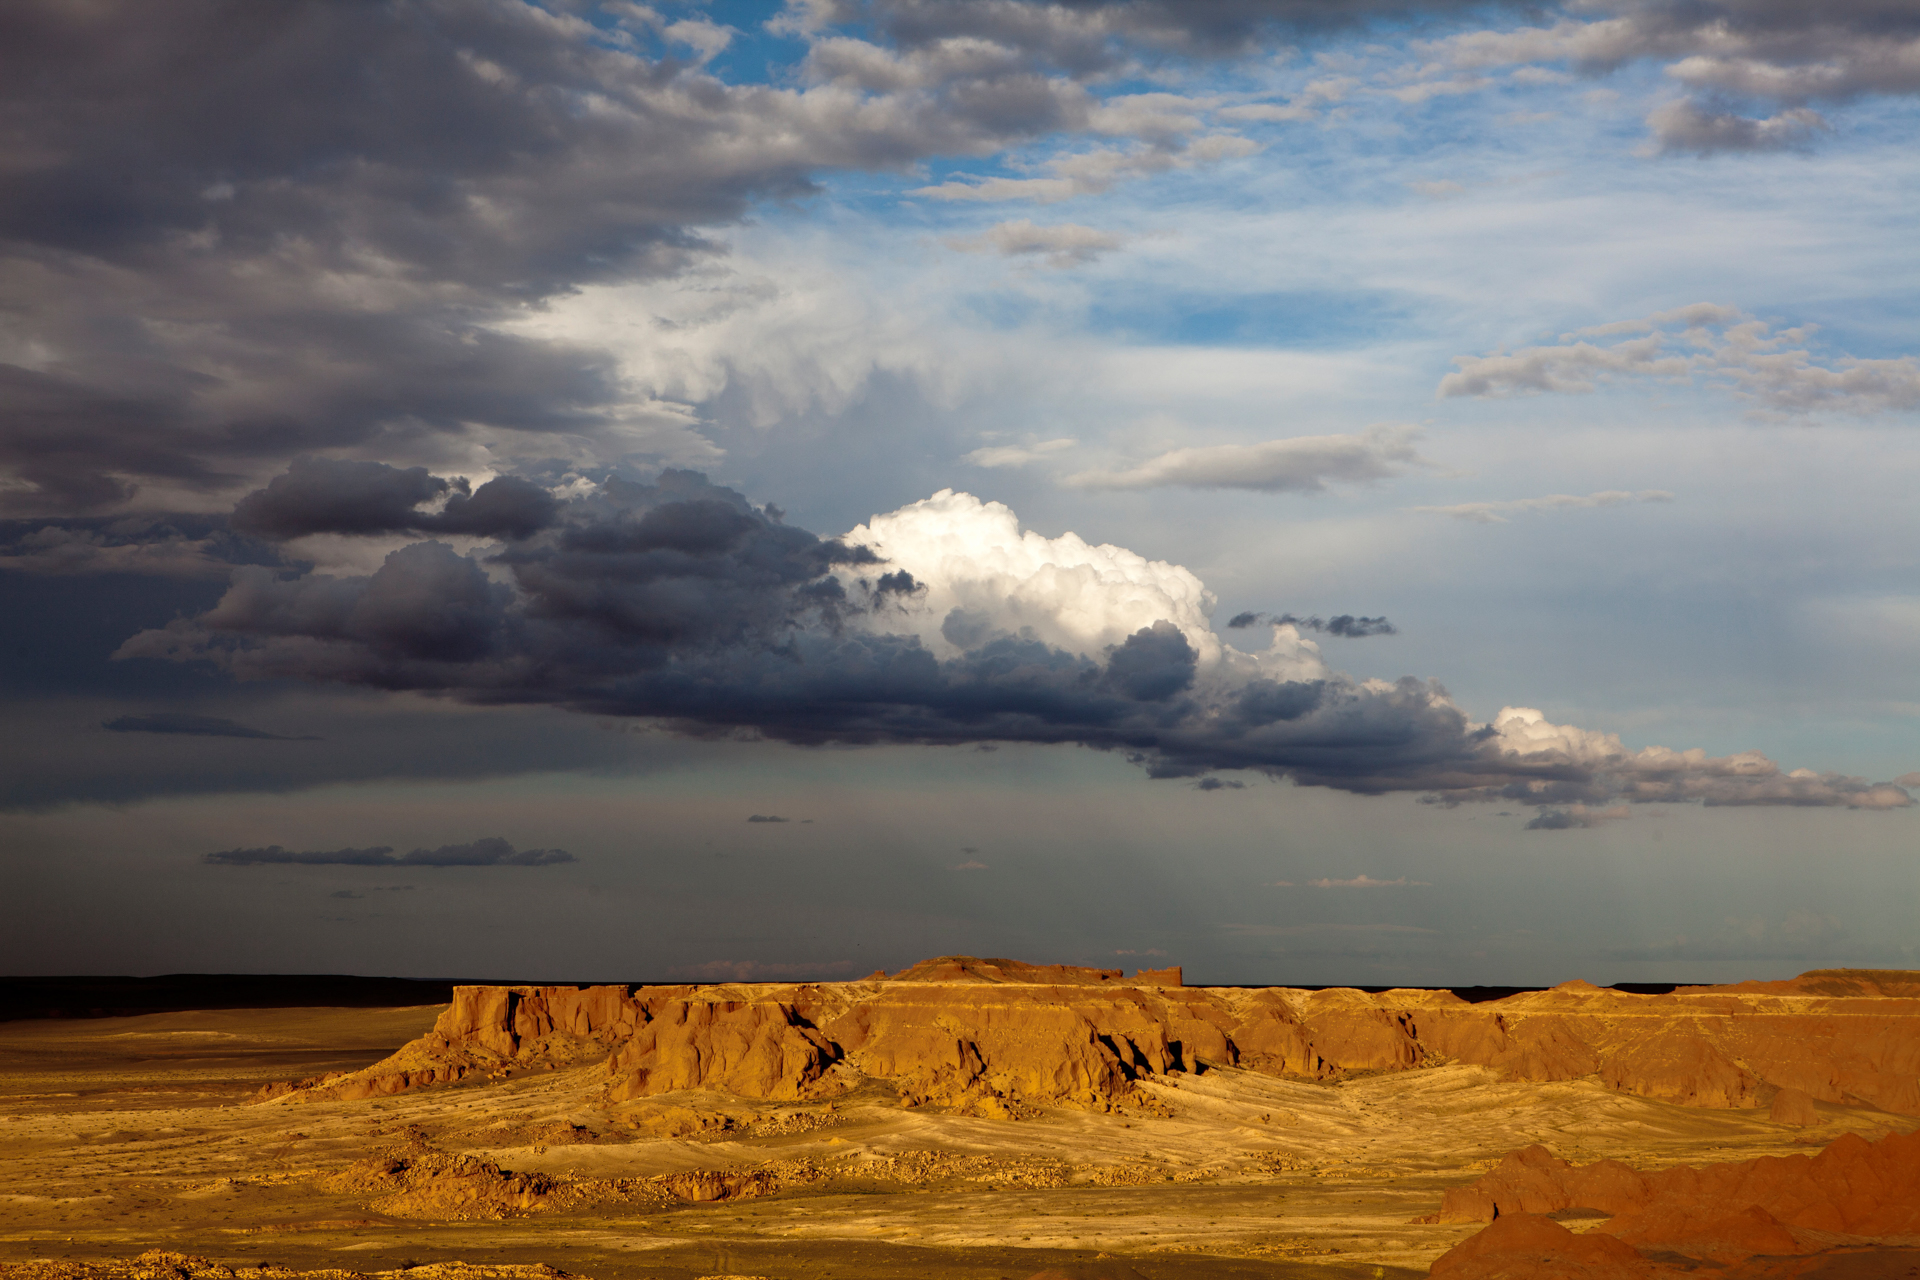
[322,1150,556,1220]
[1429,1213,1661,1280]
[263,960,1920,1120]
[1434,1128,1920,1273]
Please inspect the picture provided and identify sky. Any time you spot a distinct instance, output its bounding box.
[2,0,1918,987]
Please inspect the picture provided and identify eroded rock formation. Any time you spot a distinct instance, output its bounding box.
[1429,1128,1920,1277]
[267,959,1920,1119]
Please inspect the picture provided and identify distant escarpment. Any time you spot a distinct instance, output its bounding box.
[261,959,1920,1119]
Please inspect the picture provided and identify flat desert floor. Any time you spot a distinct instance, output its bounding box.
[3,1002,1913,1280]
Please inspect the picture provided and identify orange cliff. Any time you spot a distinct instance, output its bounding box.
[260,960,1920,1120]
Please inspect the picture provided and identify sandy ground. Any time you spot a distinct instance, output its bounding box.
[1,1004,1910,1280]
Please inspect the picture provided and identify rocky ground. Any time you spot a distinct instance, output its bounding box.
[0,965,1915,1280]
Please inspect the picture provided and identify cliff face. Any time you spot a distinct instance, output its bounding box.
[279,959,1920,1118]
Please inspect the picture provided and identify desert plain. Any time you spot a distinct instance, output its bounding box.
[2,957,1917,1280]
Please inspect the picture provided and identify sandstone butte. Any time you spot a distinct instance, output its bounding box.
[1428,1126,1920,1278]
[259,958,1920,1124]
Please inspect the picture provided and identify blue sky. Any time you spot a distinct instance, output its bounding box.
[1,0,1916,984]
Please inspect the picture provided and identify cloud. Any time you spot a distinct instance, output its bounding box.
[231,459,559,542]
[118,470,1913,814]
[961,438,1078,469]
[1064,425,1427,492]
[1415,490,1674,524]
[1644,100,1829,154]
[1305,874,1431,887]
[203,837,574,867]
[910,134,1260,203]
[1524,804,1631,830]
[667,958,857,982]
[952,859,989,870]
[747,814,791,823]
[945,220,1124,268]
[1423,0,1920,153]
[4,0,1310,519]
[1194,777,1244,790]
[102,713,320,741]
[0,517,289,578]
[1228,612,1397,637]
[1383,75,1492,104]
[1439,307,1920,416]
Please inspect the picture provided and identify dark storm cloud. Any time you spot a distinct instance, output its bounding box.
[2,0,1197,518]
[1226,611,1397,637]
[204,837,573,867]
[123,468,879,681]
[1193,777,1244,791]
[1100,620,1196,701]
[115,468,1915,812]
[747,814,791,823]
[0,516,292,578]
[230,458,560,541]
[102,713,319,741]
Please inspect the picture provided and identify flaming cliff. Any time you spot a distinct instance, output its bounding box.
[268,957,1920,1121]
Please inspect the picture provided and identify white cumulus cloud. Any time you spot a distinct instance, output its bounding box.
[840,488,1239,668]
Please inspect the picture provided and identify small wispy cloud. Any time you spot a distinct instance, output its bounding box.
[1440,305,1920,417]
[1415,490,1673,524]
[1066,425,1426,493]
[1227,612,1396,637]
[961,438,1077,469]
[1525,804,1631,830]
[1307,874,1431,888]
[944,220,1124,268]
